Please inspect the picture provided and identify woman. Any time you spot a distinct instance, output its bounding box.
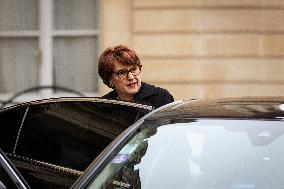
[98,45,174,109]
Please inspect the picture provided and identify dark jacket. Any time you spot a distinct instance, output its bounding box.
[101,82,174,109]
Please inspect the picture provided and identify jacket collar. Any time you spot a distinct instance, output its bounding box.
[104,82,158,102]
[134,82,159,101]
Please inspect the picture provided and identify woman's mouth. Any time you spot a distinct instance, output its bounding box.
[127,82,137,88]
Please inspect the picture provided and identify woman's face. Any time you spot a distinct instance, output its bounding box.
[109,61,142,101]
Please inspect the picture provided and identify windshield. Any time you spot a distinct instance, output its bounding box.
[87,119,284,189]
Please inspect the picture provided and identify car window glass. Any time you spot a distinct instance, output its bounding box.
[0,107,27,154]
[12,101,147,170]
[87,119,284,189]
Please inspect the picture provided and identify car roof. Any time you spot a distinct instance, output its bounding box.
[149,96,284,120]
[0,97,153,112]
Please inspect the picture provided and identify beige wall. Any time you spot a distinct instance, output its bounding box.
[100,0,284,100]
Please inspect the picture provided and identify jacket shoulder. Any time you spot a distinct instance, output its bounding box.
[101,90,117,99]
[137,82,174,108]
[143,82,172,97]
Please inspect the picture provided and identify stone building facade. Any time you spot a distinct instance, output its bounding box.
[100,0,284,100]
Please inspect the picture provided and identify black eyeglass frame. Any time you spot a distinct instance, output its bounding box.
[113,65,142,79]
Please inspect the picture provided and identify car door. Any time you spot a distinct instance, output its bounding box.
[0,98,151,188]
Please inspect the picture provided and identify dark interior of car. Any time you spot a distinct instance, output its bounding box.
[0,101,146,188]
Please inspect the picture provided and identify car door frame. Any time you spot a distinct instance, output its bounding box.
[0,148,31,189]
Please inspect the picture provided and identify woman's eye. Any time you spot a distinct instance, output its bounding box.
[119,70,128,76]
[130,67,137,72]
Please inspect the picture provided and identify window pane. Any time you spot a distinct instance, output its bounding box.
[0,0,38,31]
[0,38,39,93]
[54,37,98,92]
[54,0,99,30]
[0,106,27,153]
[14,101,144,169]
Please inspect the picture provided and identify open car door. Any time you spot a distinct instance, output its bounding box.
[0,97,151,188]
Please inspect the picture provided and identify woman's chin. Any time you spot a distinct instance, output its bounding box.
[125,86,139,95]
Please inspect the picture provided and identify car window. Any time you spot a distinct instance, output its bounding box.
[0,107,27,154]
[87,119,284,189]
[5,101,148,169]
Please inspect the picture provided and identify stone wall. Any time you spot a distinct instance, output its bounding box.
[100,0,284,100]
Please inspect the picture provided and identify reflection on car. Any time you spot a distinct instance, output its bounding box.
[0,97,152,188]
[73,97,284,189]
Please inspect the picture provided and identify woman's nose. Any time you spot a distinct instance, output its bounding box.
[126,71,135,79]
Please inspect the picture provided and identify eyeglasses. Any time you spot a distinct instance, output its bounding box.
[113,65,142,79]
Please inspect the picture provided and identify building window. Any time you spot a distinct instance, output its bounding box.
[0,0,99,103]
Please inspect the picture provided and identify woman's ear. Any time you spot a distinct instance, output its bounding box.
[109,80,115,88]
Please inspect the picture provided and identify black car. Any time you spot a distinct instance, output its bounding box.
[72,97,284,189]
[0,97,152,189]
